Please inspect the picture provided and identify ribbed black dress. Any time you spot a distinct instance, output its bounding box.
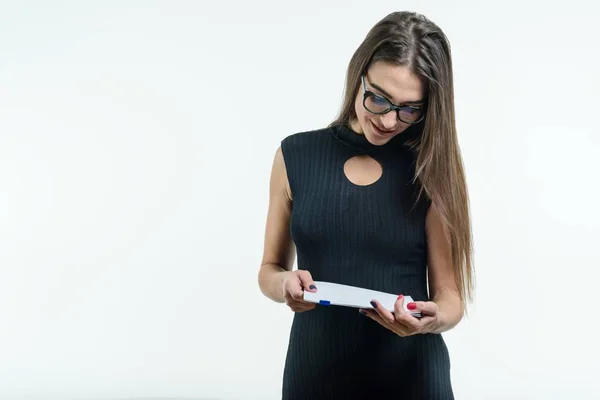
[279,124,454,399]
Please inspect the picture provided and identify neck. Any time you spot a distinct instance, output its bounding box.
[331,120,413,154]
[349,119,364,135]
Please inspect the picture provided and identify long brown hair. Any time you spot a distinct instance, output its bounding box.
[329,11,475,308]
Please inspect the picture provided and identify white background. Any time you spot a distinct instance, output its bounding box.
[1,1,599,399]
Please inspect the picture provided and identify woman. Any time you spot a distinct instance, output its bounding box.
[258,11,474,399]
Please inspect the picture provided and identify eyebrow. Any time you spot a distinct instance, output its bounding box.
[369,80,425,106]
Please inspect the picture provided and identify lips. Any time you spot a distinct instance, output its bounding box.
[370,120,394,135]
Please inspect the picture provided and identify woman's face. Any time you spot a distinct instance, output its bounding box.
[350,61,426,145]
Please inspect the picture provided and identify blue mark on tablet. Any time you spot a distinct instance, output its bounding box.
[319,300,331,306]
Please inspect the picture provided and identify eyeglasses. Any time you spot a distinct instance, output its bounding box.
[361,75,426,124]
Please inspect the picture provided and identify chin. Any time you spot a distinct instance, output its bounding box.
[365,119,397,144]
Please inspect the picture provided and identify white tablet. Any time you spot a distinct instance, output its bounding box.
[303,281,421,318]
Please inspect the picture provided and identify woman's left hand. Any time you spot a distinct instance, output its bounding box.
[359,295,440,336]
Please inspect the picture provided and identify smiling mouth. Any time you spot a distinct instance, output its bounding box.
[370,120,394,134]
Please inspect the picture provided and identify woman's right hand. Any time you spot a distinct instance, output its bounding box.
[281,270,318,312]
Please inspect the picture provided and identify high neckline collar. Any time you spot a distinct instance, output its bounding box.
[331,123,412,153]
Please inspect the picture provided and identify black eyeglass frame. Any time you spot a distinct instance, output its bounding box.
[361,75,427,124]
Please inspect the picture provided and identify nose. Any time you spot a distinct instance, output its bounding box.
[381,111,397,130]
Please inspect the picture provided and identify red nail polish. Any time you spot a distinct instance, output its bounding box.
[397,294,403,300]
[407,302,417,310]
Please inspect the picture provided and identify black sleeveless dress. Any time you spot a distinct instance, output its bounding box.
[279,124,454,399]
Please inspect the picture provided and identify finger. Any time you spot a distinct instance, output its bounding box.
[408,301,438,317]
[296,270,317,292]
[419,315,436,328]
[287,297,314,308]
[393,294,407,318]
[369,299,395,325]
[394,309,421,330]
[290,302,316,312]
[285,280,305,301]
[360,309,409,336]
[392,295,418,329]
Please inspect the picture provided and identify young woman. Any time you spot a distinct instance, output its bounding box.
[258,11,474,399]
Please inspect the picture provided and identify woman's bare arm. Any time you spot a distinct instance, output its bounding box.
[426,204,464,333]
[258,146,296,303]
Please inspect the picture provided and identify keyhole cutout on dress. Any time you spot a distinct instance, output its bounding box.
[343,155,383,186]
